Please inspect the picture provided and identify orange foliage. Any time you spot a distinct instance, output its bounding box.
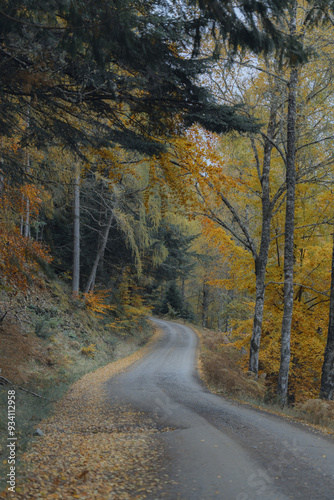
[82,290,115,318]
[18,184,45,219]
[0,227,51,292]
[0,184,51,292]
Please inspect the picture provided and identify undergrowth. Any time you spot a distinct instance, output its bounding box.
[195,325,334,434]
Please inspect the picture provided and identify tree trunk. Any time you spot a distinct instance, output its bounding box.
[277,61,298,405]
[23,104,31,238]
[250,249,270,373]
[85,209,114,294]
[217,290,224,332]
[202,281,209,328]
[181,278,185,304]
[72,163,80,297]
[320,232,334,400]
[0,138,4,194]
[23,195,30,238]
[24,153,30,239]
[249,97,278,374]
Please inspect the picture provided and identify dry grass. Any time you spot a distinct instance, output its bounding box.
[195,326,334,434]
[197,328,266,400]
[296,399,334,426]
[0,322,45,385]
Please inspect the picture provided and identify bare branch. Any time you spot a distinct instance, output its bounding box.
[227,58,289,84]
[260,131,287,165]
[297,135,334,152]
[265,281,329,297]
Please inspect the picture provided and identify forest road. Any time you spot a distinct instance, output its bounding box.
[105,318,334,500]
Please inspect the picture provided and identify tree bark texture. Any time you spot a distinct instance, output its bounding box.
[202,281,209,328]
[24,105,31,238]
[72,163,80,296]
[320,232,334,400]
[277,63,298,405]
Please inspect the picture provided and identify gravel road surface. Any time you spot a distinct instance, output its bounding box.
[106,318,334,500]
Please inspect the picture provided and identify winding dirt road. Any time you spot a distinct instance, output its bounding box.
[106,318,334,500]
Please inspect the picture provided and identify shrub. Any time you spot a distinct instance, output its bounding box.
[81,344,97,358]
[297,399,334,425]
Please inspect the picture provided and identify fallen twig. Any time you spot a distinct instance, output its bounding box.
[0,375,49,399]
[0,310,7,323]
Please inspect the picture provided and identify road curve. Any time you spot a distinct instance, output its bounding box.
[105,318,334,500]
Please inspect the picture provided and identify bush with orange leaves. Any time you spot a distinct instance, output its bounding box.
[82,290,115,318]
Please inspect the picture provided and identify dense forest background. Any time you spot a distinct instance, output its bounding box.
[2,0,334,407]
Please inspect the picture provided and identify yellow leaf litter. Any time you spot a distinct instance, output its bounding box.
[2,328,168,499]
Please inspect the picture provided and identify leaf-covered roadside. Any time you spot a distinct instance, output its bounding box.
[0,330,168,500]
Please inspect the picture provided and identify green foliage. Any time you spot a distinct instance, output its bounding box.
[182,302,196,322]
[28,305,61,340]
[195,0,308,59]
[34,316,55,340]
[160,281,183,316]
[159,281,195,321]
[148,223,198,284]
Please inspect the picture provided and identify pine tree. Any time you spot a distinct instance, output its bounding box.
[160,281,184,317]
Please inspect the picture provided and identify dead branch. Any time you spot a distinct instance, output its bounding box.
[0,310,7,323]
[0,375,48,399]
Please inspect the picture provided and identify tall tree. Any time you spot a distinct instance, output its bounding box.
[277,55,299,407]
[249,86,283,373]
[72,162,81,297]
[320,232,334,400]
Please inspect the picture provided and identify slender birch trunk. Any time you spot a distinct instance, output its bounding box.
[249,99,278,373]
[277,12,298,403]
[84,209,115,294]
[24,196,30,238]
[72,163,80,297]
[217,291,224,332]
[202,281,209,328]
[320,231,334,400]
[20,212,24,236]
[250,239,270,373]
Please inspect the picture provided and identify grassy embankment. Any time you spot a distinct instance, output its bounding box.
[0,280,153,493]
